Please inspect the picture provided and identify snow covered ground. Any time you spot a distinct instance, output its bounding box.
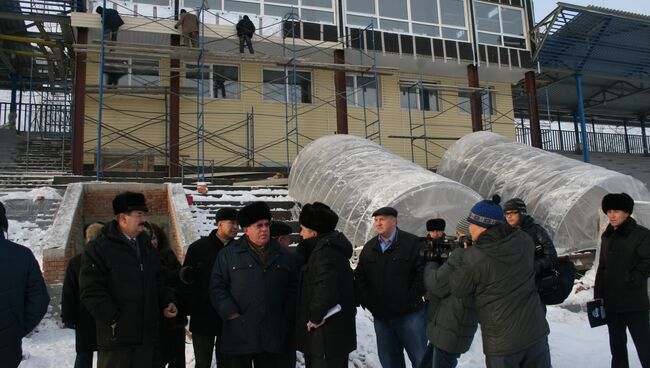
[8,187,645,367]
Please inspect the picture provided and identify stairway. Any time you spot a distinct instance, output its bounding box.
[186,184,301,244]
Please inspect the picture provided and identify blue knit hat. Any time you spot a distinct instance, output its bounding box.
[467,195,504,228]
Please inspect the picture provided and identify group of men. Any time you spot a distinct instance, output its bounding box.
[1,188,648,368]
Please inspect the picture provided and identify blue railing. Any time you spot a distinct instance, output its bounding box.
[516,127,650,155]
[0,101,70,135]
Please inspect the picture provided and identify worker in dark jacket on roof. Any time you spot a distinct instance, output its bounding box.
[236,15,255,54]
[183,207,238,368]
[295,203,356,368]
[96,6,124,41]
[210,201,297,368]
[0,201,50,368]
[354,206,427,368]
[61,222,103,368]
[595,192,650,368]
[448,195,550,368]
[79,192,177,368]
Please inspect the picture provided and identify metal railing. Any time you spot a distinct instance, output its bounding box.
[0,101,70,136]
[180,158,215,183]
[516,127,650,154]
[0,0,85,16]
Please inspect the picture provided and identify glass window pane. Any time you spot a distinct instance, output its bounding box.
[358,76,379,107]
[263,70,286,102]
[265,4,291,17]
[475,2,500,32]
[185,64,210,96]
[301,9,333,23]
[346,76,356,105]
[213,65,239,99]
[458,91,471,114]
[302,0,332,8]
[412,23,439,37]
[501,7,523,36]
[346,0,374,14]
[288,71,312,103]
[347,14,377,27]
[132,59,159,86]
[380,19,408,33]
[482,91,494,115]
[400,86,418,109]
[503,36,526,49]
[183,0,221,10]
[441,27,467,40]
[422,89,438,111]
[224,0,260,14]
[478,32,501,46]
[411,0,438,24]
[378,0,407,19]
[266,0,297,5]
[440,0,465,27]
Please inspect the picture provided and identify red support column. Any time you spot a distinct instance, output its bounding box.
[334,49,348,134]
[169,34,180,177]
[525,71,542,148]
[467,64,482,132]
[72,27,88,175]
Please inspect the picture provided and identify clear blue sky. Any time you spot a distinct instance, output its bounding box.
[533,0,650,21]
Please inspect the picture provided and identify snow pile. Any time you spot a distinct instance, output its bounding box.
[0,187,62,201]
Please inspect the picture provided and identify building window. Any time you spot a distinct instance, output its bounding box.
[103,58,159,87]
[458,89,494,115]
[263,69,312,103]
[474,1,525,49]
[346,75,381,107]
[185,64,211,97]
[400,82,439,111]
[213,65,240,99]
[345,0,467,41]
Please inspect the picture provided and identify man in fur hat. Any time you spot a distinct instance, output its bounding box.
[210,201,297,368]
[595,192,650,368]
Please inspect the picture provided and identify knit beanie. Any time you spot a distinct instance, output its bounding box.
[503,198,527,215]
[455,217,470,236]
[602,192,634,214]
[467,195,504,228]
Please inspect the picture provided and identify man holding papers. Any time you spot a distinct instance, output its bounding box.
[294,202,356,368]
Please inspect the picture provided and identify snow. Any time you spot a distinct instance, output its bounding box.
[9,186,646,368]
[0,187,62,201]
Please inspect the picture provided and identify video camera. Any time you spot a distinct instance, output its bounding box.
[419,235,471,263]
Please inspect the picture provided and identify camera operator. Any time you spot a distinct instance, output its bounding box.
[423,218,478,368]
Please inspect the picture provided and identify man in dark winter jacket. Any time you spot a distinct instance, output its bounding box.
[295,202,356,368]
[79,192,177,368]
[423,218,478,368]
[448,195,550,368]
[503,198,558,279]
[595,192,650,368]
[61,223,103,368]
[0,201,50,368]
[354,206,427,368]
[210,201,298,368]
[183,207,238,368]
[96,6,124,41]
[236,15,255,53]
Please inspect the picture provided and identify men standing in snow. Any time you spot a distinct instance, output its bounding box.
[595,192,650,368]
[183,207,238,368]
[80,192,177,368]
[447,195,550,367]
[210,201,297,367]
[294,203,356,368]
[354,207,427,368]
[0,201,50,368]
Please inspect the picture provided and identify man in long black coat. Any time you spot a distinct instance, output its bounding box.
[0,201,50,368]
[295,202,356,368]
[183,207,238,368]
[236,15,255,53]
[79,192,177,368]
[595,192,650,368]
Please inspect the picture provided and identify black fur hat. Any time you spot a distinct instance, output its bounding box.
[112,192,148,215]
[299,202,338,233]
[602,192,634,214]
[237,201,272,228]
[426,218,445,231]
[271,221,293,237]
[0,201,7,232]
[215,207,238,224]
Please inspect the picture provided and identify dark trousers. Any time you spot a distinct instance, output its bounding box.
[239,35,254,53]
[373,308,428,368]
[431,346,460,368]
[221,352,279,368]
[74,351,94,368]
[193,333,221,368]
[485,338,550,368]
[278,350,296,368]
[97,346,153,368]
[103,29,118,41]
[305,354,348,368]
[606,310,650,368]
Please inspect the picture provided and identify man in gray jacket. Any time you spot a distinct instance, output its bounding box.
[424,218,478,368]
[447,195,550,368]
